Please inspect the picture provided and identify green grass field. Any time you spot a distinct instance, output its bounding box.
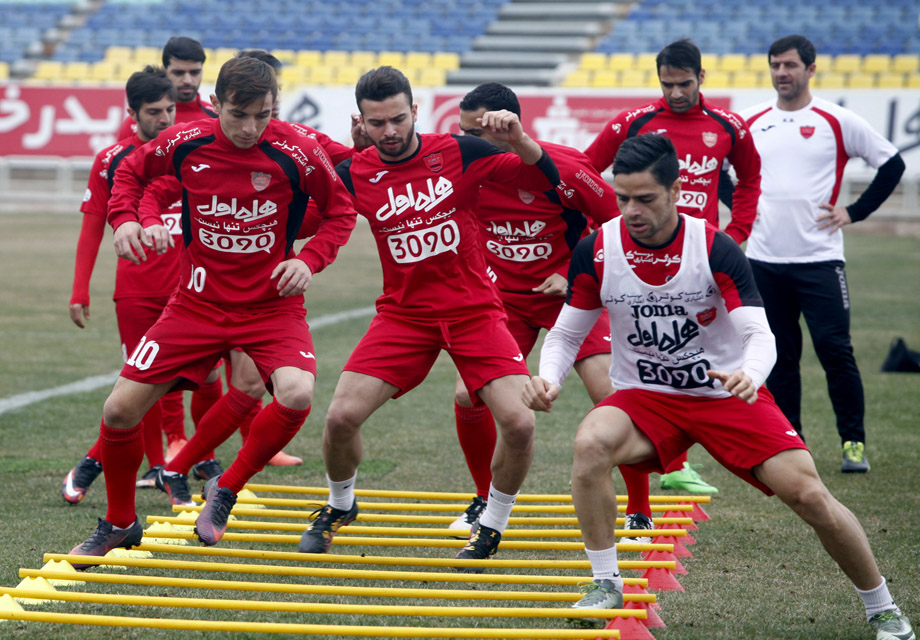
[0,212,918,639]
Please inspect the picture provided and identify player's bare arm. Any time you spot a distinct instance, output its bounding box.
[112,221,152,265]
[142,223,175,254]
[532,273,568,297]
[271,258,314,297]
[522,376,561,413]
[478,110,543,164]
[707,369,758,404]
[816,203,852,233]
[68,303,89,329]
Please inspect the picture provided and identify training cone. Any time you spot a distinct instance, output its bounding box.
[642,549,686,575]
[651,534,692,558]
[623,584,665,628]
[13,576,57,604]
[659,522,696,545]
[602,613,656,640]
[684,501,710,522]
[0,594,24,615]
[663,509,697,531]
[236,488,265,509]
[643,566,685,592]
[38,559,84,585]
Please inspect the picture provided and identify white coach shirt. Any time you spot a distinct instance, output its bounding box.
[741,96,898,263]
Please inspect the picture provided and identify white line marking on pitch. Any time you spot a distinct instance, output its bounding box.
[0,306,376,416]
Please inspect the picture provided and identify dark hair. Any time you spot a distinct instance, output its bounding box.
[215,56,277,107]
[768,34,816,67]
[162,36,206,68]
[126,65,176,113]
[656,38,702,76]
[612,134,680,188]
[459,82,521,118]
[236,49,282,73]
[355,66,412,110]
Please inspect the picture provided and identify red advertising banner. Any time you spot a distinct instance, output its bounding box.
[429,92,732,151]
[0,84,125,157]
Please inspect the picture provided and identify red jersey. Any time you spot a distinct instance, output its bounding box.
[108,117,356,307]
[116,95,216,140]
[73,134,180,303]
[337,133,559,321]
[584,95,761,244]
[478,140,615,294]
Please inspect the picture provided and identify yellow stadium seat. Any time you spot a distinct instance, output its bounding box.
[876,72,904,89]
[279,65,308,89]
[0,62,9,80]
[591,69,618,88]
[560,69,591,87]
[376,51,405,68]
[814,72,846,88]
[731,70,760,88]
[636,53,657,71]
[270,49,297,65]
[333,65,360,86]
[747,53,769,73]
[618,69,647,88]
[432,52,460,71]
[310,66,333,86]
[203,64,219,83]
[350,51,376,71]
[861,54,890,74]
[416,67,446,87]
[906,73,920,89]
[814,54,832,73]
[703,69,730,88]
[847,72,875,89]
[892,54,919,74]
[579,52,608,71]
[719,53,747,73]
[104,46,133,64]
[832,54,861,74]
[296,50,322,68]
[87,61,119,83]
[33,60,64,81]
[700,53,718,71]
[61,62,91,82]
[322,50,349,69]
[608,53,635,71]
[405,52,432,70]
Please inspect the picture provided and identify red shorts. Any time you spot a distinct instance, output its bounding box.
[598,387,808,495]
[114,295,170,361]
[344,310,529,403]
[120,292,316,391]
[502,291,610,361]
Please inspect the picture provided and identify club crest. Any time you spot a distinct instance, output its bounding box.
[702,131,718,148]
[423,152,443,173]
[696,307,717,326]
[251,171,271,191]
[799,126,815,139]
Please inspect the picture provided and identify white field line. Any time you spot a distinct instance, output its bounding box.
[0,305,376,416]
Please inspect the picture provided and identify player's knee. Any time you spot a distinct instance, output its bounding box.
[454,387,473,407]
[779,481,834,524]
[102,396,142,430]
[233,376,266,398]
[572,431,612,474]
[274,385,313,412]
[496,411,534,450]
[324,401,363,439]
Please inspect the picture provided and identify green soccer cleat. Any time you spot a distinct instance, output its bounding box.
[567,579,624,628]
[868,610,915,640]
[841,441,870,473]
[659,461,719,493]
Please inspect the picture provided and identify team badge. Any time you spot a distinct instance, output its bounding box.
[702,131,718,148]
[423,152,443,172]
[517,189,535,204]
[251,171,271,191]
[696,307,717,326]
[799,126,815,139]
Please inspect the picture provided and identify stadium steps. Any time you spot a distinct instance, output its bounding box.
[448,0,627,86]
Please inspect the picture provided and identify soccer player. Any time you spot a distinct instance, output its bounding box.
[116,36,216,141]
[446,82,615,534]
[523,134,914,640]
[63,67,181,505]
[582,37,763,521]
[67,56,356,564]
[298,67,560,566]
[740,35,906,473]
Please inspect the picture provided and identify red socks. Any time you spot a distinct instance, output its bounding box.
[190,376,223,430]
[454,401,497,498]
[141,401,165,467]
[619,465,651,517]
[238,398,264,445]
[100,419,144,528]
[166,386,259,475]
[219,402,309,494]
[159,390,186,445]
